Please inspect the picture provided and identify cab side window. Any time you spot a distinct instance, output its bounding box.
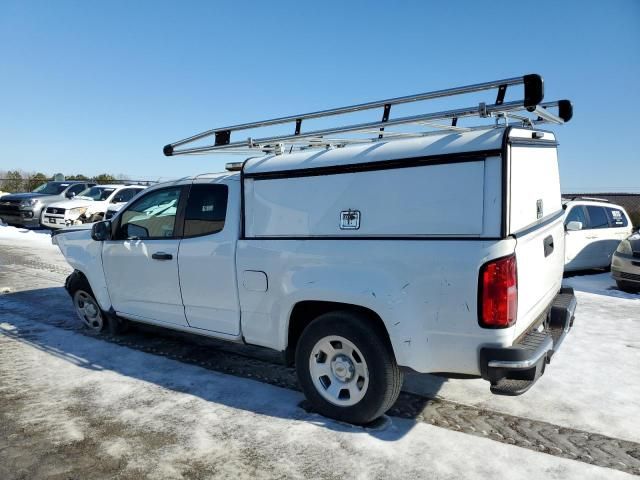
[565,206,588,227]
[67,184,86,196]
[605,207,628,228]
[112,188,141,204]
[183,184,228,237]
[585,206,609,229]
[118,187,182,239]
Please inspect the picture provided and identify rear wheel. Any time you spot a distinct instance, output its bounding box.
[295,310,402,425]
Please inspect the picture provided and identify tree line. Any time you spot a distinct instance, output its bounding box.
[0,170,127,193]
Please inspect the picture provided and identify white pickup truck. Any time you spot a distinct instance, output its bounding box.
[53,75,576,424]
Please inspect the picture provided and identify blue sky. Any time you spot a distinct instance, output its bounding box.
[1,0,638,191]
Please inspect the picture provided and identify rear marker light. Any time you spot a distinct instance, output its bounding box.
[478,254,518,328]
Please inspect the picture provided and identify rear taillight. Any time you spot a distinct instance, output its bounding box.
[478,254,518,328]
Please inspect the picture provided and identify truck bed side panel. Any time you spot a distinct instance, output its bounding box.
[236,238,516,375]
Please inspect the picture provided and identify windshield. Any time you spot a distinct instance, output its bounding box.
[32,182,69,195]
[77,186,116,201]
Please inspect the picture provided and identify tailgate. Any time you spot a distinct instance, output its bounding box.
[512,218,565,338]
[507,130,564,338]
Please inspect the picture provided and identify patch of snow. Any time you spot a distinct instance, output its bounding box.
[0,316,633,480]
[564,272,640,299]
[1,217,638,474]
[0,223,56,247]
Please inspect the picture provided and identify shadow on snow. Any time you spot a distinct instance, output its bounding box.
[0,286,450,441]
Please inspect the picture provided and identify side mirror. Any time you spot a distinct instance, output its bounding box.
[565,221,583,232]
[66,191,76,199]
[91,221,112,241]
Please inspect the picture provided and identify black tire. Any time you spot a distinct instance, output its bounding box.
[66,272,128,334]
[295,310,403,425]
[616,279,640,293]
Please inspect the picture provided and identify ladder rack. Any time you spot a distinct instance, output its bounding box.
[163,73,572,157]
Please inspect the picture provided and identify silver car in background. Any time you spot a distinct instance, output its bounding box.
[611,231,640,292]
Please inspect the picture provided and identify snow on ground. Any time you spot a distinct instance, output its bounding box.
[406,272,640,444]
[0,225,72,294]
[1,224,639,477]
[0,223,57,248]
[564,271,640,299]
[0,315,633,480]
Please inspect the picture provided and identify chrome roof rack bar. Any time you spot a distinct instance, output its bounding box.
[164,74,572,157]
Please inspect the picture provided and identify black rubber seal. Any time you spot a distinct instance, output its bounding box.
[558,100,573,122]
[523,74,544,111]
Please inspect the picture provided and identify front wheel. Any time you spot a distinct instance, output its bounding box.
[295,310,403,425]
[71,286,105,332]
[67,272,128,334]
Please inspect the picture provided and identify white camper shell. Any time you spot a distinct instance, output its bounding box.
[53,74,576,425]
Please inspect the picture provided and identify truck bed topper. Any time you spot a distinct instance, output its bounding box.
[163,73,572,157]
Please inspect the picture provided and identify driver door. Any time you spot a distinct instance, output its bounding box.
[102,185,188,326]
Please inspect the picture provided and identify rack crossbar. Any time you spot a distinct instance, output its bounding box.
[164,74,572,157]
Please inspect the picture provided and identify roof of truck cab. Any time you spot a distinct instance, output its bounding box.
[146,172,239,191]
[242,127,517,176]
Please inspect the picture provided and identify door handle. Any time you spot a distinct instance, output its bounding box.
[151,252,173,260]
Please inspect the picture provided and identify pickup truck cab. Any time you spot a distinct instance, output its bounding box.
[53,125,576,424]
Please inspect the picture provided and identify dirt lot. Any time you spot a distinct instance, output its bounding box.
[1,226,639,479]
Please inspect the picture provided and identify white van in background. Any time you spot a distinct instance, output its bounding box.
[563,198,633,271]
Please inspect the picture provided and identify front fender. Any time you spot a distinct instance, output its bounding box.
[53,229,111,310]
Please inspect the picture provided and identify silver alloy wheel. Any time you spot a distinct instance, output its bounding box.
[309,335,369,407]
[73,290,104,331]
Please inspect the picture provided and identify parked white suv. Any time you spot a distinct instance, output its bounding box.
[42,184,146,229]
[52,76,577,424]
[563,198,633,271]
